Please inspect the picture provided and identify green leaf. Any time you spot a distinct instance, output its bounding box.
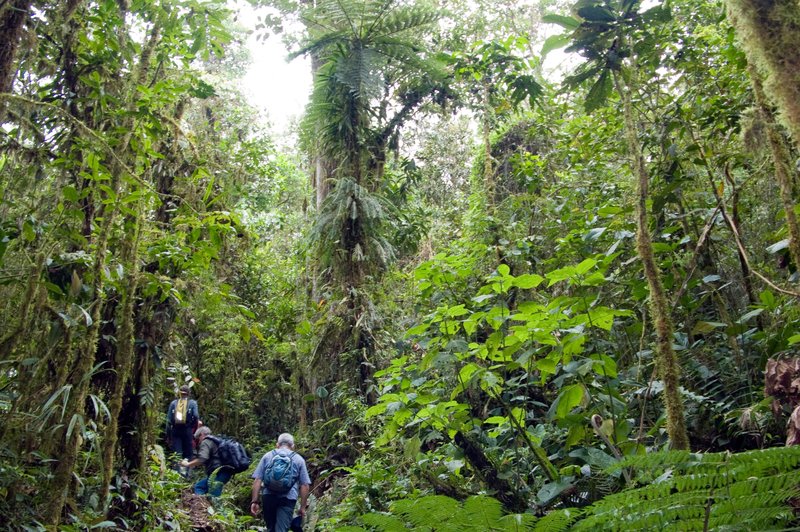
[538,478,575,505]
[590,354,618,378]
[547,265,576,285]
[296,320,312,335]
[575,258,598,275]
[537,358,557,376]
[63,185,79,202]
[512,274,544,289]
[737,308,763,323]
[189,79,217,99]
[759,290,776,309]
[598,205,622,216]
[91,521,119,530]
[584,227,607,241]
[365,403,388,419]
[556,384,586,418]
[236,305,256,319]
[406,322,429,336]
[577,5,616,22]
[640,5,672,23]
[691,321,726,335]
[585,69,613,112]
[542,33,573,57]
[446,304,469,317]
[542,13,581,30]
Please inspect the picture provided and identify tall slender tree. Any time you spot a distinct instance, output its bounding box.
[292,0,452,395]
[557,0,690,449]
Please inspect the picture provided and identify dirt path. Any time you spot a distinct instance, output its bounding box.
[180,489,221,531]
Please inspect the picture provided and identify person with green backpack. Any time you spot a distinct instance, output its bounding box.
[250,433,311,532]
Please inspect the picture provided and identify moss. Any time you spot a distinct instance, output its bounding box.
[727,0,800,150]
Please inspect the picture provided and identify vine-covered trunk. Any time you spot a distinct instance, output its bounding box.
[46,16,161,524]
[100,208,144,510]
[614,70,690,450]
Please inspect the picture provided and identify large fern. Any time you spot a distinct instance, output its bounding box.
[573,446,800,531]
[342,447,800,530]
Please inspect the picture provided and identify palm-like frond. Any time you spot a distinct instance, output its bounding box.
[310,176,396,281]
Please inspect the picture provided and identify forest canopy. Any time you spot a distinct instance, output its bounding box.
[2,0,800,530]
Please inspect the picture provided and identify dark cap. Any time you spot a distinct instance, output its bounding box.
[179,385,190,394]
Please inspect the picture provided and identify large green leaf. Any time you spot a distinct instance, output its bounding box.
[577,5,616,22]
[556,384,586,418]
[542,13,582,30]
[584,69,613,112]
[542,33,573,57]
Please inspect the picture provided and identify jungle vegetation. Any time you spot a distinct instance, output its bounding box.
[2,0,800,529]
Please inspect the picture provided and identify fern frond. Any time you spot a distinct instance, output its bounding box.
[393,495,460,526]
[532,508,580,531]
[572,446,800,531]
[359,511,408,531]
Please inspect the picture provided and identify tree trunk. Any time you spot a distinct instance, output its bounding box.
[726,0,800,151]
[101,208,144,510]
[0,0,32,99]
[747,63,800,272]
[454,431,527,512]
[46,17,161,525]
[614,70,690,450]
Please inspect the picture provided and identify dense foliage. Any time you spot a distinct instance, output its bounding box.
[1,0,800,529]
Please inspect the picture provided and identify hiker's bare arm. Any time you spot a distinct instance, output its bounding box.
[299,483,310,516]
[250,479,262,516]
[181,457,202,468]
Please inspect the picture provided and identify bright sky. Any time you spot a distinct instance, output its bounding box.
[231,2,577,137]
[234,3,311,137]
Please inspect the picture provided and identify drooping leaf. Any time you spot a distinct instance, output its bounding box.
[584,69,613,112]
[542,13,582,30]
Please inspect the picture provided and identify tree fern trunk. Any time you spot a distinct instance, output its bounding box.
[613,71,689,450]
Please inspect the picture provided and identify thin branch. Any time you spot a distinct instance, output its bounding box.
[688,126,800,298]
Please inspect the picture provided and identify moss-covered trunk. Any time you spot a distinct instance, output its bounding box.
[747,63,800,272]
[726,0,800,151]
[614,70,690,450]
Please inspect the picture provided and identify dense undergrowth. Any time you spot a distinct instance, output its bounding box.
[2,0,800,529]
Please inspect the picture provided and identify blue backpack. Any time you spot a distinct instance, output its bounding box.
[263,450,297,493]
